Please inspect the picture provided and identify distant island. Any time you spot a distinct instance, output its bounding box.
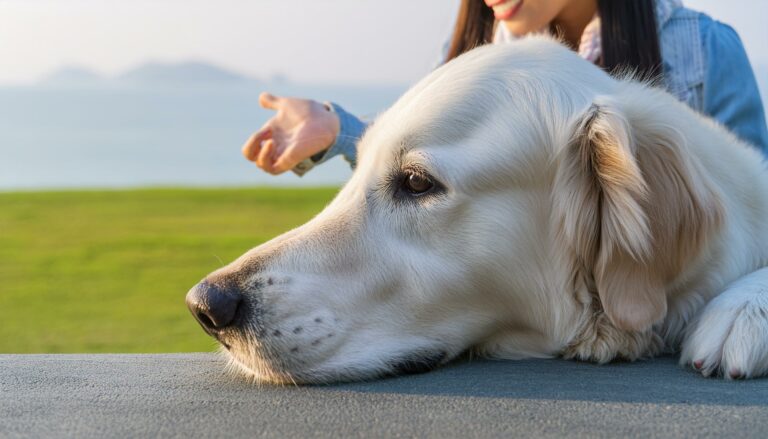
[39,61,264,89]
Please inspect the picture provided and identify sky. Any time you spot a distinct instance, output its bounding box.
[0,0,765,87]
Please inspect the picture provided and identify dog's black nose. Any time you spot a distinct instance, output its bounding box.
[185,281,242,333]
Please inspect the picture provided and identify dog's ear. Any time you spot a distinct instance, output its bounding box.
[554,99,722,332]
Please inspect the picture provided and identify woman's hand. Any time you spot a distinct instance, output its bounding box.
[242,93,340,175]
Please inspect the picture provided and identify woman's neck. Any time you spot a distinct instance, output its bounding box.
[550,0,598,49]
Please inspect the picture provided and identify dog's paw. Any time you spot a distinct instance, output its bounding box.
[563,311,663,363]
[681,271,768,379]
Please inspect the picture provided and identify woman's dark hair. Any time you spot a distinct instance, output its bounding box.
[445,0,496,61]
[446,0,662,79]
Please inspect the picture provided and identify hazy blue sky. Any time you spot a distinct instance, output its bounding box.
[0,0,765,86]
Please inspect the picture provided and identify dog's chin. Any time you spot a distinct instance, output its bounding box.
[219,342,451,385]
[220,345,306,385]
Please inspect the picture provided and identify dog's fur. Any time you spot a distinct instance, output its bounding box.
[196,38,768,383]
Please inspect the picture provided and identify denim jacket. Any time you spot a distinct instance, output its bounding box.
[310,2,768,171]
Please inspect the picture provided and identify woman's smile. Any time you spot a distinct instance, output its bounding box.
[484,0,523,20]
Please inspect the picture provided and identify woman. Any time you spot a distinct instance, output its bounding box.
[242,0,768,175]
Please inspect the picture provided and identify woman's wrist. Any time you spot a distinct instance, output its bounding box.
[291,102,340,176]
[292,102,363,176]
[319,103,366,167]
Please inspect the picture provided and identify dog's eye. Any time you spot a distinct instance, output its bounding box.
[403,172,434,195]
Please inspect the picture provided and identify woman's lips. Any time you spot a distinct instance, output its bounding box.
[486,0,523,20]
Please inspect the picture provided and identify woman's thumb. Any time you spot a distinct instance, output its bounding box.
[259,92,281,110]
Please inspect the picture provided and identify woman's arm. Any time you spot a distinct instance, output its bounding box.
[701,20,768,153]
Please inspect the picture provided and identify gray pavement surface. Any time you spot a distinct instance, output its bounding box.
[0,354,766,438]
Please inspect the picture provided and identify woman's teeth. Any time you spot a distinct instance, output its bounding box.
[493,0,521,15]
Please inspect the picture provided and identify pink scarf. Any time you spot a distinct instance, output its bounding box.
[492,14,602,63]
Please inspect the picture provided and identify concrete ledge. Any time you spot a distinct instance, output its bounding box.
[1,354,767,438]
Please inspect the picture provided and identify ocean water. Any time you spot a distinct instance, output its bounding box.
[0,83,406,190]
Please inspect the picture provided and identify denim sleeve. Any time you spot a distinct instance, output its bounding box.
[701,20,768,154]
[312,103,368,169]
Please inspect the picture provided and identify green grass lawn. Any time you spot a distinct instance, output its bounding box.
[0,187,338,353]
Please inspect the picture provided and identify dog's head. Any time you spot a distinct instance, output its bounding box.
[186,38,722,383]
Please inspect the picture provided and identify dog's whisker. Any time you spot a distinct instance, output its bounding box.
[211,254,225,268]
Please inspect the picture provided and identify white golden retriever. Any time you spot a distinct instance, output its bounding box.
[186,37,768,383]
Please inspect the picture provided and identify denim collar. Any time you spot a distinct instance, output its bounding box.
[655,0,684,29]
